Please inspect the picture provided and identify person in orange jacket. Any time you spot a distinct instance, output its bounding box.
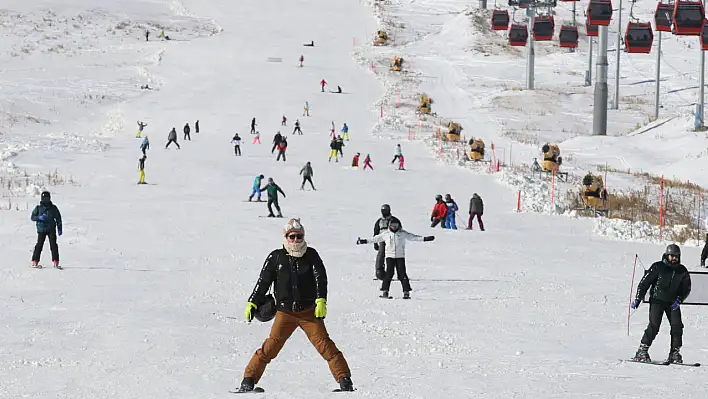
[351,153,360,169]
[430,195,447,228]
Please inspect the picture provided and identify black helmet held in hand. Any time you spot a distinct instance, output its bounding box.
[254,294,276,322]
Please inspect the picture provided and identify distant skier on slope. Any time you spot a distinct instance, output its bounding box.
[293,119,303,135]
[444,194,458,230]
[363,154,373,170]
[320,79,327,92]
[396,154,405,170]
[336,136,345,157]
[138,154,147,184]
[183,123,191,141]
[140,136,150,156]
[328,138,339,162]
[276,138,287,162]
[272,131,283,154]
[195,120,200,133]
[251,117,257,134]
[351,153,360,169]
[701,217,708,267]
[237,218,354,393]
[299,55,304,67]
[259,177,285,217]
[282,114,287,126]
[356,219,434,298]
[303,102,310,116]
[370,204,402,280]
[137,121,147,138]
[231,133,242,156]
[468,193,484,231]
[300,161,316,190]
[165,128,180,149]
[252,131,261,144]
[391,144,402,164]
[631,244,691,364]
[430,195,447,228]
[341,123,349,141]
[248,174,265,202]
[30,191,63,269]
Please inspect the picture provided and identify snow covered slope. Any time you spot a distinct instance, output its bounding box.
[2,0,708,398]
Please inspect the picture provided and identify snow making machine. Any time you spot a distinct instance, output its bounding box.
[540,143,568,180]
[391,56,404,71]
[467,137,486,161]
[377,30,389,45]
[580,172,608,215]
[447,121,463,141]
[418,94,433,114]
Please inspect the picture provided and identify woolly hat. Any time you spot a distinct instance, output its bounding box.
[283,218,305,237]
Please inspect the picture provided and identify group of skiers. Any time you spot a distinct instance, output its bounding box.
[430,193,484,230]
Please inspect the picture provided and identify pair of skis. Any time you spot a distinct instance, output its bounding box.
[230,387,354,394]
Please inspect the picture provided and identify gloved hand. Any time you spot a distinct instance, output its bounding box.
[57,229,62,236]
[672,299,680,311]
[38,215,46,221]
[373,243,379,251]
[423,236,435,242]
[356,237,368,245]
[315,298,327,319]
[244,302,258,322]
[630,299,641,309]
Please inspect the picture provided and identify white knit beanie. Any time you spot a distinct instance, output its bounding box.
[283,218,305,237]
[283,218,307,257]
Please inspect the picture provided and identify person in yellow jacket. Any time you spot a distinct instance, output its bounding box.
[138,155,147,184]
[237,218,354,393]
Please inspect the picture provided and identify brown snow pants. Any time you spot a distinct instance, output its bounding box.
[244,308,351,383]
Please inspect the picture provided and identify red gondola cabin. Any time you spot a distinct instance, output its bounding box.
[559,25,579,48]
[492,10,510,31]
[533,16,555,41]
[701,19,708,49]
[509,24,529,46]
[587,0,613,26]
[655,3,674,32]
[672,0,705,35]
[586,19,599,36]
[624,22,654,53]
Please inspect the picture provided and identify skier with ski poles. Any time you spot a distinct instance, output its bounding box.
[30,191,63,269]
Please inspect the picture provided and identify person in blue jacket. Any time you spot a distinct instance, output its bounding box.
[140,136,150,156]
[30,191,63,269]
[444,194,458,230]
[248,174,265,202]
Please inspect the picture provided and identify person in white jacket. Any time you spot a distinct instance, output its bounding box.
[356,220,434,299]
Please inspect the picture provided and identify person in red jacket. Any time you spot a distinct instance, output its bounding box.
[430,195,447,228]
[320,79,327,92]
[276,138,287,162]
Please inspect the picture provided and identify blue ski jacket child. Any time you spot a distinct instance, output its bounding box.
[445,200,458,230]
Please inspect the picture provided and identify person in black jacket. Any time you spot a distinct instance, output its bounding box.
[372,204,401,280]
[631,244,691,363]
[183,123,191,141]
[30,191,63,269]
[271,131,282,154]
[238,218,354,393]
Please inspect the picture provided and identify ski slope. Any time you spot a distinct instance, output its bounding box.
[2,0,708,397]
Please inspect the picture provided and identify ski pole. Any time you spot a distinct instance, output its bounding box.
[627,254,638,336]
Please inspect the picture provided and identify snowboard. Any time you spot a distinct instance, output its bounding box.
[229,387,265,394]
[258,215,283,218]
[333,388,356,392]
[622,359,700,367]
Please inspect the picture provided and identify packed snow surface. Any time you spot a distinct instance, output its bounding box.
[2,0,708,398]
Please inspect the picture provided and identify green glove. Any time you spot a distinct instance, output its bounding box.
[315,298,327,319]
[244,302,258,322]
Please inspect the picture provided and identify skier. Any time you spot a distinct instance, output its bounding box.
[259,177,285,217]
[397,154,405,170]
[351,153,360,169]
[248,174,265,202]
[330,121,336,139]
[30,191,63,269]
[444,194,458,230]
[356,219,434,298]
[631,244,691,364]
[137,121,147,138]
[363,154,373,170]
[391,144,402,164]
[272,131,283,154]
[320,79,327,92]
[251,118,257,134]
[231,133,242,156]
[238,218,354,393]
[183,123,191,141]
[252,131,261,144]
[328,138,339,162]
[195,120,200,133]
[336,136,345,158]
[371,204,402,280]
[138,155,147,184]
[701,217,708,267]
[293,120,302,135]
[468,193,485,231]
[165,127,180,149]
[299,54,304,67]
[276,138,287,162]
[431,195,447,228]
[282,115,287,126]
[303,102,310,116]
[140,136,150,156]
[300,161,316,190]
[145,30,150,41]
[341,123,349,141]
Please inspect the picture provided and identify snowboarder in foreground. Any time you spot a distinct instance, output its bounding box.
[238,218,354,393]
[30,191,63,269]
[248,174,265,202]
[468,193,484,231]
[371,204,402,280]
[631,244,691,363]
[300,161,316,190]
[138,155,147,184]
[260,177,285,217]
[356,219,434,298]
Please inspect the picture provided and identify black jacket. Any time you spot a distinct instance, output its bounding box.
[469,195,483,214]
[248,247,327,312]
[374,215,401,236]
[636,260,691,304]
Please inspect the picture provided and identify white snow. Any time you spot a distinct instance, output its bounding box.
[3,0,708,397]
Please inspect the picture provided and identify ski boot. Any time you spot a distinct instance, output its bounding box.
[633,343,651,362]
[238,377,255,393]
[338,376,354,392]
[380,291,390,299]
[30,261,42,269]
[276,213,283,218]
[403,291,410,299]
[668,347,683,364]
[53,260,62,270]
[267,214,275,218]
